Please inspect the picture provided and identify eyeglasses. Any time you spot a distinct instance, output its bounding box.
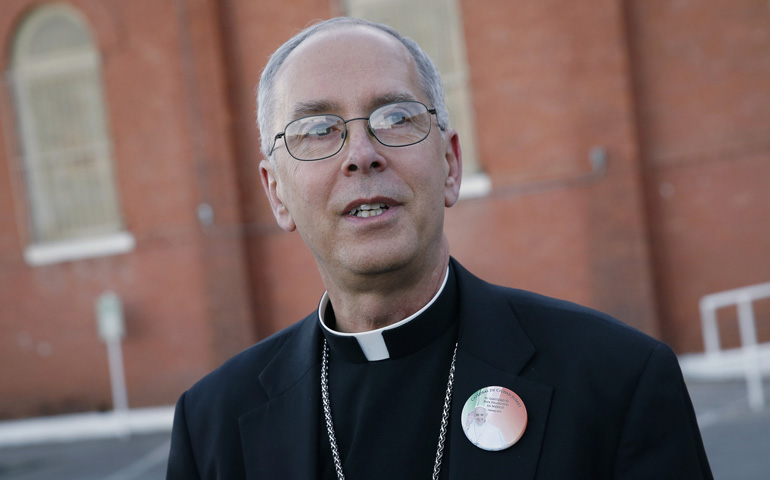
[269,101,439,161]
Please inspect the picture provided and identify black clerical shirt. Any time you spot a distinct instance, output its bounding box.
[318,263,460,479]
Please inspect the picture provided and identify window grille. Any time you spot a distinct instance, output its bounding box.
[9,5,123,244]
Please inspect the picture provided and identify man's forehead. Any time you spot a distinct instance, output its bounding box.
[289,24,409,63]
[272,24,423,122]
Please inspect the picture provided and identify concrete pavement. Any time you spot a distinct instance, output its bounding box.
[687,379,770,480]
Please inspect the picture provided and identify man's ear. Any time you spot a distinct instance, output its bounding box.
[260,159,296,232]
[443,130,462,208]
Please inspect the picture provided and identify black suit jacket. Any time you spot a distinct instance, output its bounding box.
[167,259,712,479]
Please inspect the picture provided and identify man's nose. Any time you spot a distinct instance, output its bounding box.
[340,120,387,174]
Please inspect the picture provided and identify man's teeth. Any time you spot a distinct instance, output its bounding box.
[349,203,389,218]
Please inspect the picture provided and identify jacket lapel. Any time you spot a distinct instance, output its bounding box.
[447,259,553,479]
[239,316,323,479]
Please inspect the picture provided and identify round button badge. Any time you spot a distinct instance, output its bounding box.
[461,386,527,451]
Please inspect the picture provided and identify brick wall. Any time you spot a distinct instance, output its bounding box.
[626,0,770,352]
[0,0,767,418]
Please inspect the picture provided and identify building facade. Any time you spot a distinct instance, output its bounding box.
[1,0,768,419]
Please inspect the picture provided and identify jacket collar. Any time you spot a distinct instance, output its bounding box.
[451,258,536,374]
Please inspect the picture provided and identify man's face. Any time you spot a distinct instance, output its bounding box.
[261,26,461,282]
[474,407,488,425]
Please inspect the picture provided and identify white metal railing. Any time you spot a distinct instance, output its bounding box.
[700,282,770,411]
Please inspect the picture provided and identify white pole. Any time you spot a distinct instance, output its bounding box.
[106,338,129,413]
[737,297,764,412]
[96,292,130,435]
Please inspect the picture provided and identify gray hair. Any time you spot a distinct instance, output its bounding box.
[256,17,449,161]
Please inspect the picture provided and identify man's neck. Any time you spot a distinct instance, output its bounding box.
[321,242,451,333]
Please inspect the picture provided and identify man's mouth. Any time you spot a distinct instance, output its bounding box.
[348,203,389,218]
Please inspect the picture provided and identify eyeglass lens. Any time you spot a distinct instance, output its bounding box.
[283,101,432,161]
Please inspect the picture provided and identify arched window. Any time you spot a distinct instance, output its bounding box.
[9,5,130,263]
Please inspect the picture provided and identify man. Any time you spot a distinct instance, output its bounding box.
[167,17,712,479]
[464,407,506,451]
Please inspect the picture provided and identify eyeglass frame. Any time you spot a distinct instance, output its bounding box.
[268,101,441,162]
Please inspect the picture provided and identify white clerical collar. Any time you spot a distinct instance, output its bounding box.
[318,266,450,361]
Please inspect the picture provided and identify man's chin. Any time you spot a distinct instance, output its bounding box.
[346,256,409,276]
[333,250,420,280]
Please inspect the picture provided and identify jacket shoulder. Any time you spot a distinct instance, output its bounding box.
[494,285,670,383]
[503,286,656,344]
[451,257,663,357]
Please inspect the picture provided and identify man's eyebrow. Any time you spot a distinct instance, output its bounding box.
[368,92,420,110]
[287,92,421,121]
[289,100,341,119]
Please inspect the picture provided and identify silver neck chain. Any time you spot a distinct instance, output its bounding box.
[321,339,459,480]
